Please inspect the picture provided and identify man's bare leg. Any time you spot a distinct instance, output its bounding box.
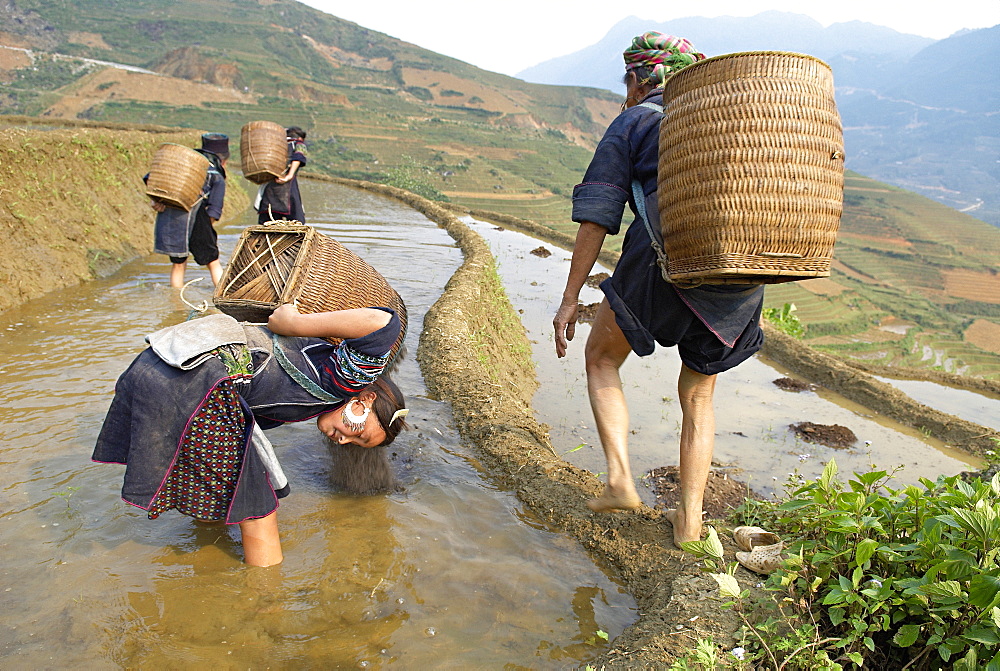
[584,300,641,511]
[666,364,718,547]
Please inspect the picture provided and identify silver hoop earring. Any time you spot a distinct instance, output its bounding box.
[342,399,370,432]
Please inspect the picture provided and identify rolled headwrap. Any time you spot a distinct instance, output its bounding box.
[623,31,705,85]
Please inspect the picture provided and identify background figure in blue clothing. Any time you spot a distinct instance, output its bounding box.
[553,32,765,549]
[150,132,229,287]
[257,126,307,224]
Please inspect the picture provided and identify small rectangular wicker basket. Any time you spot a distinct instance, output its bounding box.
[240,121,287,184]
[145,143,209,211]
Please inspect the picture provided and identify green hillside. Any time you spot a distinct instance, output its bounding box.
[0,0,617,227]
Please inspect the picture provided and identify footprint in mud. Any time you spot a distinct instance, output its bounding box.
[647,465,759,518]
[585,272,610,288]
[576,302,600,323]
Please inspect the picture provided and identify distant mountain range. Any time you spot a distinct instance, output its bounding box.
[519,13,1000,227]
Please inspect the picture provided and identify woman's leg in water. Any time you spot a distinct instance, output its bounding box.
[239,511,283,566]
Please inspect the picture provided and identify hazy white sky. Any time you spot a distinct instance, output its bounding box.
[301,0,1000,75]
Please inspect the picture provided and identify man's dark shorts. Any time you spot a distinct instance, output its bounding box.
[602,278,764,376]
[188,207,220,265]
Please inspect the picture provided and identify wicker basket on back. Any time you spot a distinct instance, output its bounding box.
[240,121,287,184]
[657,51,844,284]
[145,143,209,211]
[213,223,407,365]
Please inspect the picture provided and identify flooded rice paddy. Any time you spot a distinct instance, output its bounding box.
[462,218,983,500]
[0,182,634,668]
[0,180,992,667]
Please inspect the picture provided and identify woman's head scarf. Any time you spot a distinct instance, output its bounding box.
[623,32,705,85]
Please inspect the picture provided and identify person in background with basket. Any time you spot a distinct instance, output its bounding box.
[149,132,229,287]
[552,32,765,549]
[92,303,410,567]
[257,126,307,224]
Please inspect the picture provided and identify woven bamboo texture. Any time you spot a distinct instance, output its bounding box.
[240,121,287,184]
[658,51,844,284]
[144,143,209,211]
[213,223,407,362]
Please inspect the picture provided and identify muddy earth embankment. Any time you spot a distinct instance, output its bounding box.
[0,116,251,312]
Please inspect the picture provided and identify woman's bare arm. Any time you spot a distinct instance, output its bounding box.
[267,303,391,339]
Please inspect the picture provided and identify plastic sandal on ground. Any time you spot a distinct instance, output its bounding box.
[733,526,781,552]
[735,541,785,574]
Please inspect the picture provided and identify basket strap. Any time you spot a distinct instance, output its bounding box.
[633,101,672,280]
[631,179,674,284]
[271,333,342,403]
[632,100,704,287]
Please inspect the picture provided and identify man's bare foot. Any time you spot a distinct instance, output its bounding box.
[587,489,642,513]
[664,508,703,549]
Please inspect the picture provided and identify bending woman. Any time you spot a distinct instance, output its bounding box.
[93,303,409,566]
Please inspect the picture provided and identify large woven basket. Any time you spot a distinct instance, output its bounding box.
[145,143,209,211]
[213,223,407,364]
[657,51,844,284]
[240,121,287,184]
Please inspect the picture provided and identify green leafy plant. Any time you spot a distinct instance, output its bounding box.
[727,460,1000,669]
[763,302,805,338]
[55,485,80,509]
[669,637,722,670]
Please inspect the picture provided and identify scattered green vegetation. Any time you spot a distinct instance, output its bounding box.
[466,259,535,385]
[379,155,450,202]
[10,55,95,91]
[681,460,1000,669]
[763,302,805,338]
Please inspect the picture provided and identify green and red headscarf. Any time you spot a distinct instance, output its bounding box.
[623,31,706,85]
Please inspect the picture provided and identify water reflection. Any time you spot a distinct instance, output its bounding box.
[0,181,636,668]
[873,375,1000,431]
